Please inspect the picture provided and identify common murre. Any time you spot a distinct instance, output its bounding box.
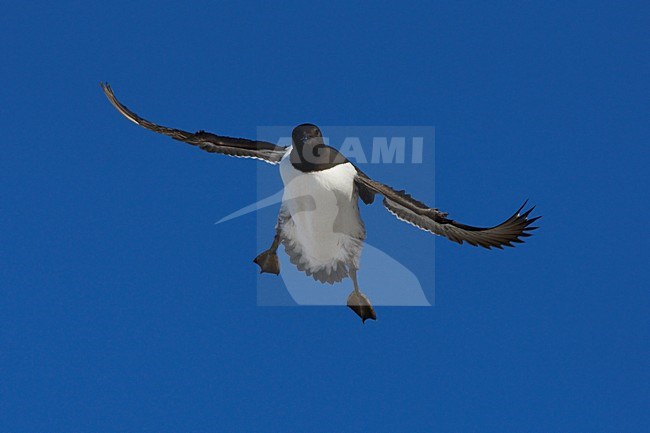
[101,83,540,323]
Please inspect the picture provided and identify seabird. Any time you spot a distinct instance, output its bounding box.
[101,83,540,323]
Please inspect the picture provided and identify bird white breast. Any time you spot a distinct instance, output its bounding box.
[278,151,365,283]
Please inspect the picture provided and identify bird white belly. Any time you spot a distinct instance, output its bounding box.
[278,153,365,283]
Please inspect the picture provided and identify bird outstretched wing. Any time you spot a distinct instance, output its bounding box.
[354,169,540,249]
[100,83,288,164]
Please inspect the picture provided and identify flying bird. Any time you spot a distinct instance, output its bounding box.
[101,83,539,322]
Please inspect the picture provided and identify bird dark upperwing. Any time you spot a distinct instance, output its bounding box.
[100,83,288,164]
[354,169,540,249]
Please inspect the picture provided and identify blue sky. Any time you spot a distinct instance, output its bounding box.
[1,1,648,432]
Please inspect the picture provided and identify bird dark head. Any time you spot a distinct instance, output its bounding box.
[289,123,345,171]
[292,124,323,146]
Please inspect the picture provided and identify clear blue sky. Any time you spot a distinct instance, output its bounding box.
[1,1,648,432]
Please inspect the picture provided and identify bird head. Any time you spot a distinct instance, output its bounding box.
[292,123,323,147]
